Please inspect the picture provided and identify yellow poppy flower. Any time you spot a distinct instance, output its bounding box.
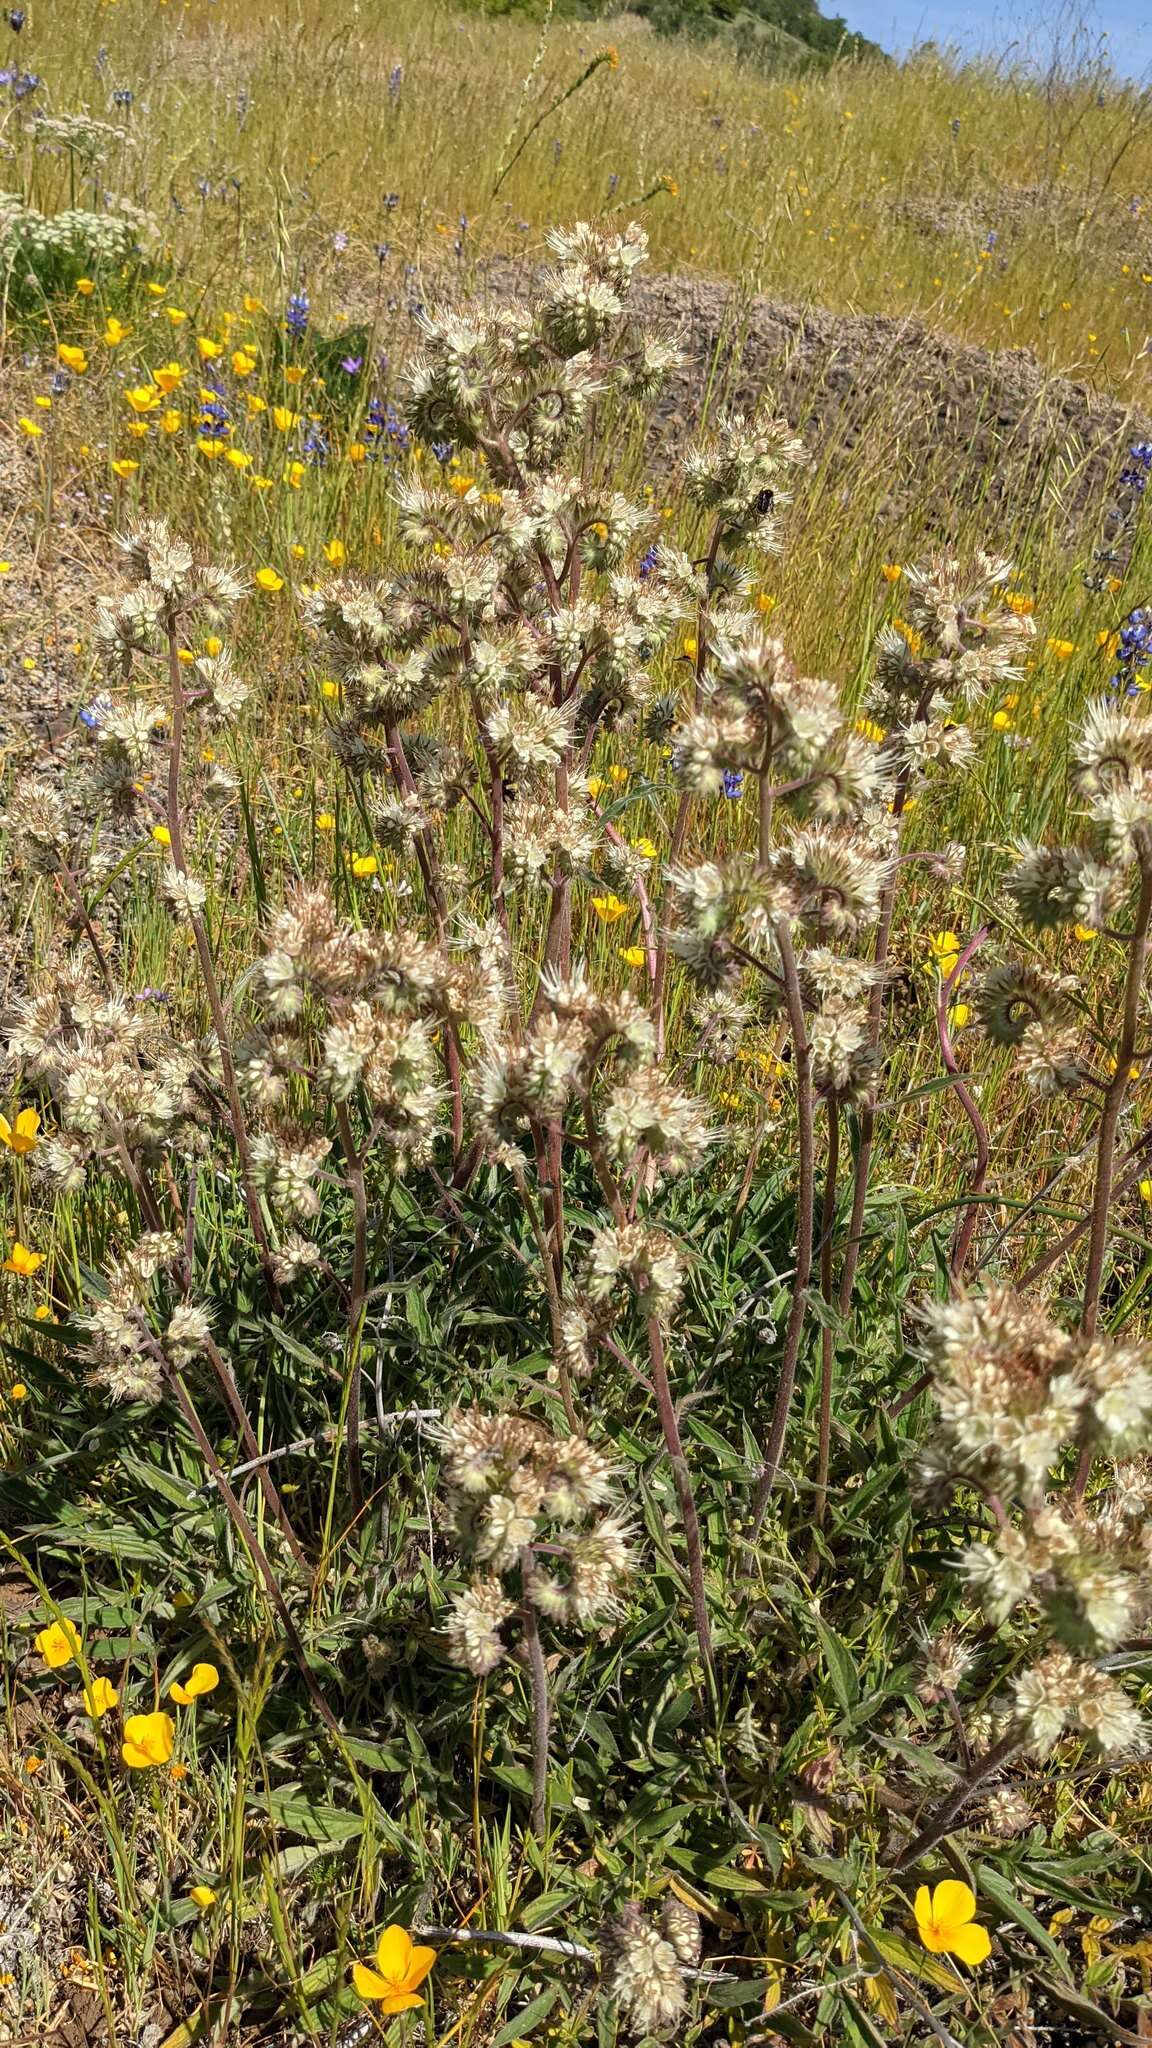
[5,1242,44,1276]
[243,293,265,314]
[880,563,903,582]
[246,392,267,415]
[166,307,189,325]
[231,348,256,377]
[189,1885,217,1910]
[152,825,172,847]
[84,1676,119,1719]
[226,448,253,470]
[322,539,347,568]
[9,1379,28,1397]
[146,281,167,298]
[316,812,336,830]
[102,316,130,346]
[925,930,961,980]
[18,417,43,438]
[75,277,95,296]
[0,1108,39,1155]
[591,894,629,925]
[255,567,284,592]
[1047,637,1076,660]
[196,336,223,360]
[57,345,88,374]
[284,460,305,488]
[125,386,161,415]
[351,854,378,878]
[353,1925,437,2013]
[169,1661,219,1704]
[111,459,140,479]
[151,362,185,394]
[121,1711,175,1769]
[35,1618,81,1669]
[204,636,223,657]
[272,405,300,433]
[283,364,307,385]
[160,409,183,434]
[619,945,646,967]
[914,1881,990,1966]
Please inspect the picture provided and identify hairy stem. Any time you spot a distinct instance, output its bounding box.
[750,918,816,1530]
[892,1728,1021,1870]
[814,1098,840,1525]
[938,928,991,1282]
[335,1103,368,1517]
[647,1314,716,1686]
[520,1575,551,1838]
[1081,838,1152,1342]
[164,621,279,1301]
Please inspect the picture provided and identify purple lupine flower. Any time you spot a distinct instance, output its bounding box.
[285,290,309,338]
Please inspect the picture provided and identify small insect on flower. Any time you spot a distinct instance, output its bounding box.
[4,1241,43,1275]
[591,893,629,924]
[34,1618,80,1669]
[121,1711,175,1769]
[913,1881,990,1965]
[353,1926,437,2012]
[57,345,87,374]
[84,1676,119,1719]
[169,1661,219,1704]
[0,1107,39,1154]
[255,567,284,592]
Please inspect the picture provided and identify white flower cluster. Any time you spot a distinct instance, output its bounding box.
[436,1407,631,1673]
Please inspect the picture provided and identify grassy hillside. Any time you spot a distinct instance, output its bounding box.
[2,6,1152,2047]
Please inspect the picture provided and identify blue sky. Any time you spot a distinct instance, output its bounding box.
[835,0,1152,80]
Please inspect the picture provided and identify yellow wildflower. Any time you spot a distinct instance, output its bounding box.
[255,567,284,592]
[353,1926,437,2013]
[169,1661,219,1704]
[121,1711,175,1769]
[0,1108,40,1155]
[4,1242,43,1276]
[35,1618,81,1668]
[591,894,629,925]
[84,1676,119,1719]
[914,1882,990,1966]
[57,345,88,374]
